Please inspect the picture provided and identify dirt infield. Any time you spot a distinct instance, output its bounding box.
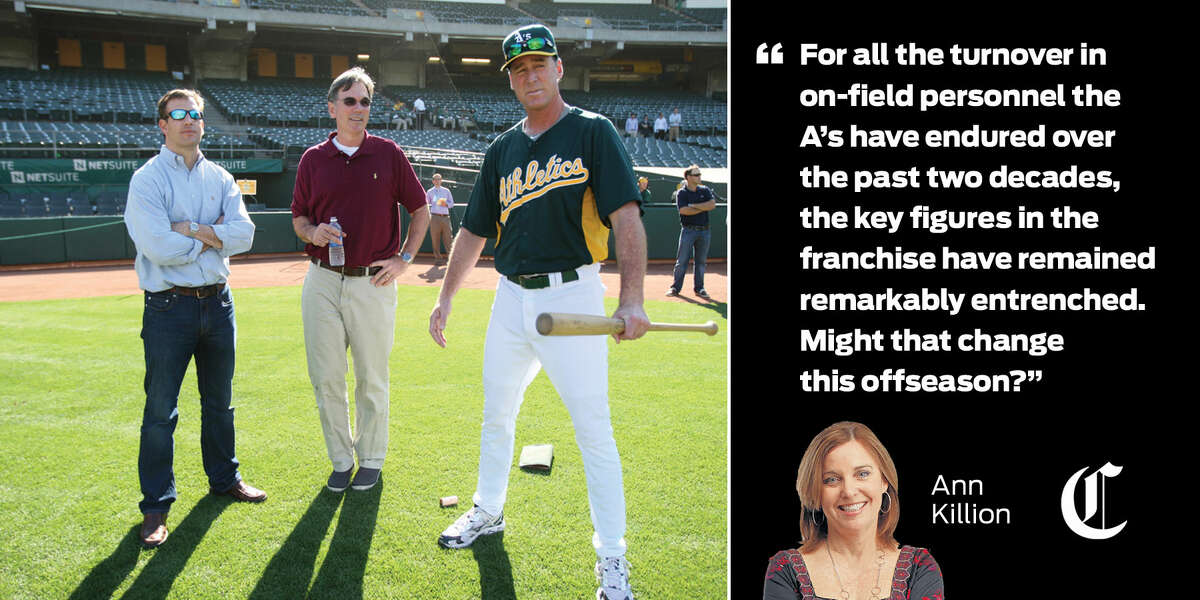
[0,253,726,304]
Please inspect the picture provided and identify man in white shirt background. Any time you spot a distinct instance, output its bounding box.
[425,173,454,265]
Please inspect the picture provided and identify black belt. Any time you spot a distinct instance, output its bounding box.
[166,284,223,298]
[311,256,382,277]
[506,269,579,290]
[682,224,710,231]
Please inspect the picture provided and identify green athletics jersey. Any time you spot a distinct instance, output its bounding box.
[461,106,641,277]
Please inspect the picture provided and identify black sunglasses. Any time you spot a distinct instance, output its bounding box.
[506,36,554,59]
[166,109,203,120]
[340,96,371,107]
[687,171,701,177]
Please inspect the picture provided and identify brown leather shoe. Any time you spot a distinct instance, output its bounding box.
[211,480,267,503]
[140,512,168,548]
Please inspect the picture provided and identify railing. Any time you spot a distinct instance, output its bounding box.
[0,144,284,160]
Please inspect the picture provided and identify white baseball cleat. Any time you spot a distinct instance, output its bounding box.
[595,556,635,600]
[438,505,505,549]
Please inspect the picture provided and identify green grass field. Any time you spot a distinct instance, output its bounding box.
[0,285,727,599]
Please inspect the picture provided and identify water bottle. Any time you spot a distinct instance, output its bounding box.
[328,217,345,266]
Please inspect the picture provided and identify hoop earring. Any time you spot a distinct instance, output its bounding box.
[880,491,891,514]
[810,507,824,527]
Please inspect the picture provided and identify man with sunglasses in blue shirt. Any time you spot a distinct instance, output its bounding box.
[429,24,647,600]
[124,89,263,549]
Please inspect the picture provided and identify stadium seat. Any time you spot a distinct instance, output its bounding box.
[46,192,71,216]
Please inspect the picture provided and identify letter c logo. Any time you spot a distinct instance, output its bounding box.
[1061,462,1127,540]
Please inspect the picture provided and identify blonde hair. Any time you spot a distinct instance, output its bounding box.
[796,421,900,551]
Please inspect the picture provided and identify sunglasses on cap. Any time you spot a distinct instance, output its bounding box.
[687,171,701,177]
[166,109,203,120]
[506,36,554,59]
[339,96,371,107]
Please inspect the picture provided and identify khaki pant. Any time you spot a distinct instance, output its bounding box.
[301,263,396,471]
[429,213,453,259]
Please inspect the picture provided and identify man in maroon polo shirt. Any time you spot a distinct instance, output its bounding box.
[291,67,429,493]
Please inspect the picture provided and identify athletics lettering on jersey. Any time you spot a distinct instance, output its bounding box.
[498,154,589,224]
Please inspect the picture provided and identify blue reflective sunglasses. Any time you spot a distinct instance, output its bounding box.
[166,109,203,120]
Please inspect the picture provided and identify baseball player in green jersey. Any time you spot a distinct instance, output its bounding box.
[428,23,649,600]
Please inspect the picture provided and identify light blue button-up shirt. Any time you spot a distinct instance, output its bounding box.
[124,145,255,292]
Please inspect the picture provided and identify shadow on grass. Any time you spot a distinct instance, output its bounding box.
[247,489,344,600]
[307,478,383,599]
[677,297,727,319]
[470,532,516,600]
[66,526,142,600]
[106,494,230,600]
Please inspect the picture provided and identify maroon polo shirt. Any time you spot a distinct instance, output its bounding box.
[292,132,426,266]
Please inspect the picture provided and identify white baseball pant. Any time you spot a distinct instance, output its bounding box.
[471,262,628,558]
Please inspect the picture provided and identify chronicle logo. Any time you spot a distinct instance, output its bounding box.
[1060,462,1126,540]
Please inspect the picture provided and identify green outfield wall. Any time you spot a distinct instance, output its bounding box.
[0,205,726,266]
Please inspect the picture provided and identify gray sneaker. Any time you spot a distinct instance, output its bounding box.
[327,468,353,493]
[351,467,381,491]
[438,505,505,549]
[595,556,634,600]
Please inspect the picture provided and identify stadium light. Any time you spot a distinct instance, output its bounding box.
[461,58,491,65]
[357,54,371,62]
[427,57,441,63]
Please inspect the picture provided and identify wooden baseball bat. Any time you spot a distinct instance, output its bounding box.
[536,312,718,336]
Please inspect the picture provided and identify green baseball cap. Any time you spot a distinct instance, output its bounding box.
[501,24,558,71]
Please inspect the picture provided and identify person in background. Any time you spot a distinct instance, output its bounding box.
[667,164,715,301]
[425,173,454,265]
[413,96,426,130]
[668,107,682,142]
[653,112,668,140]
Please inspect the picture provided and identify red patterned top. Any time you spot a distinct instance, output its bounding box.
[763,545,944,600]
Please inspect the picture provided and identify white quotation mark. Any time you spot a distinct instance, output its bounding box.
[756,43,783,64]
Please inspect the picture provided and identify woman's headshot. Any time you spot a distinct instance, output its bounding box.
[763,421,944,599]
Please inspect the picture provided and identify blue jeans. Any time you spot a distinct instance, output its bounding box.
[672,227,711,293]
[138,286,241,514]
